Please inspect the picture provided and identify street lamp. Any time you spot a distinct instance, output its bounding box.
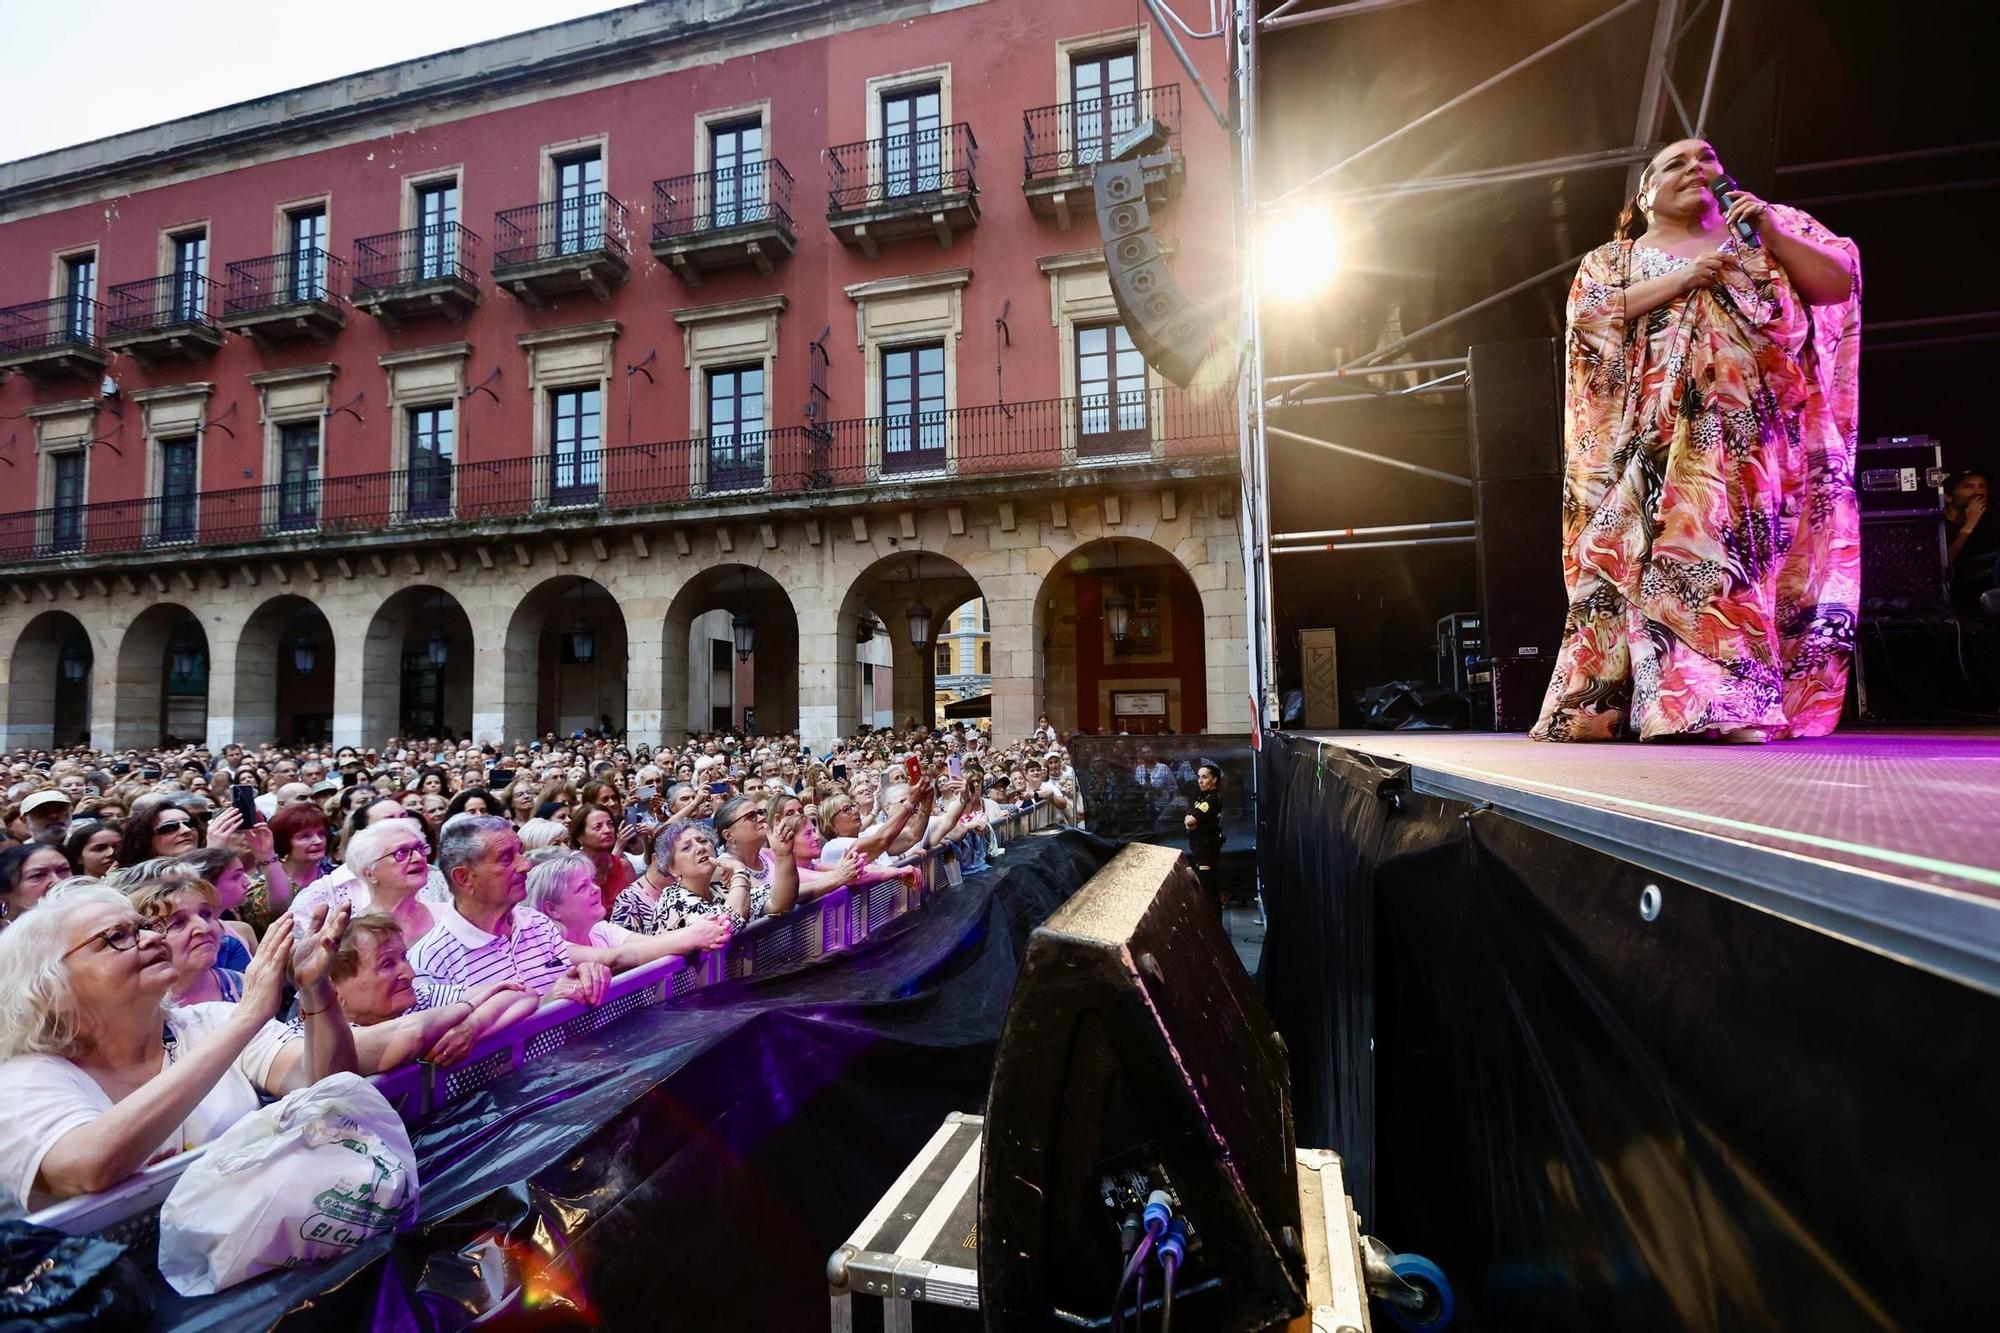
[731,569,756,661]
[169,636,201,681]
[906,599,933,651]
[1104,587,1133,644]
[59,643,87,683]
[904,555,934,651]
[1104,540,1132,644]
[292,636,319,675]
[426,628,448,669]
[569,622,596,664]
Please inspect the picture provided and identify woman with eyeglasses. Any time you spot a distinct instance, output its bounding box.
[287,821,435,945]
[0,844,73,931]
[710,796,802,918]
[0,883,357,1212]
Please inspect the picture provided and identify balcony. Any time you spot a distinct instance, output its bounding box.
[102,274,225,365]
[219,251,346,345]
[650,161,798,286]
[351,224,482,327]
[1022,84,1183,229]
[0,387,1234,569]
[825,124,979,258]
[491,195,629,306]
[0,297,109,382]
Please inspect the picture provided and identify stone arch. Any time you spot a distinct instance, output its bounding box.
[661,563,799,742]
[502,576,629,742]
[360,586,477,743]
[1033,535,1208,735]
[836,550,985,735]
[3,610,94,750]
[232,594,337,745]
[114,603,210,749]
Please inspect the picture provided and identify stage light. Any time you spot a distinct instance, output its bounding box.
[1259,204,1342,303]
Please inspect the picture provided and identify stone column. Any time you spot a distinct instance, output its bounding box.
[1186,525,1251,732]
[797,598,845,751]
[621,598,668,752]
[329,612,371,748]
[986,592,1041,744]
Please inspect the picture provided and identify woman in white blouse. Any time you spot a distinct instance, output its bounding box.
[0,882,357,1214]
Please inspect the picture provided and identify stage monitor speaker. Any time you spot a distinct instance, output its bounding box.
[980,842,1304,1332]
[1468,339,1565,729]
[1094,160,1214,387]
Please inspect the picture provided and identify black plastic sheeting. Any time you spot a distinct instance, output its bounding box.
[1258,733,2000,1331]
[149,830,1118,1332]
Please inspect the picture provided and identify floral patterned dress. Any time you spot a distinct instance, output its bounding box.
[1533,209,1861,742]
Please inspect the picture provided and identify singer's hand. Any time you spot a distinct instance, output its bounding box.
[1681,249,1730,294]
[1722,188,1769,238]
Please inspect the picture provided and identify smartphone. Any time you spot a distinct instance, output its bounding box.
[831,761,848,780]
[947,755,963,779]
[341,770,360,788]
[634,785,657,801]
[230,783,261,824]
[708,780,731,795]
[904,755,923,786]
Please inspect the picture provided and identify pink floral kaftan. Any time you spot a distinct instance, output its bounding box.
[1533,208,1861,742]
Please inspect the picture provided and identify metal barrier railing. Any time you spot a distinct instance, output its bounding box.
[25,800,1058,1240]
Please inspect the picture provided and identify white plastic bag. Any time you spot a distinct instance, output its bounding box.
[158,1072,418,1296]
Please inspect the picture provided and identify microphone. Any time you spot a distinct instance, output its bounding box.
[1708,173,1763,249]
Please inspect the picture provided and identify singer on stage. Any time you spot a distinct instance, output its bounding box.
[1533,138,1862,743]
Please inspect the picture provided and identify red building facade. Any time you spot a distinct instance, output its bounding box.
[0,0,1246,751]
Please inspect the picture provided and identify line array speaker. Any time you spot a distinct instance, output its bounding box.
[1093,159,1213,387]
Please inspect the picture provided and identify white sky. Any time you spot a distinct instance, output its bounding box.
[1,0,640,164]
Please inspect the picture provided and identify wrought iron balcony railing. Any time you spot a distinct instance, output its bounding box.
[826,123,978,213]
[0,386,1236,567]
[353,223,482,293]
[1023,83,1182,181]
[104,274,221,337]
[223,249,346,315]
[492,194,630,267]
[0,296,102,355]
[652,160,796,242]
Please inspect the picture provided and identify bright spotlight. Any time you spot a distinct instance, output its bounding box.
[1260,205,1342,304]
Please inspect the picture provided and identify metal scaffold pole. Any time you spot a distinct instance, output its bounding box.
[1235,0,1278,734]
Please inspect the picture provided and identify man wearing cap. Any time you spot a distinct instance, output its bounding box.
[21,789,72,846]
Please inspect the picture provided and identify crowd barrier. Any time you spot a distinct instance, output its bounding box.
[25,801,1059,1245]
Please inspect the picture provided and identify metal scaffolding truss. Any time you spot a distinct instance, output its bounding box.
[1234,0,1739,723]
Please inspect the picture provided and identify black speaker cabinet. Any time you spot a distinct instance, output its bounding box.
[1093,161,1213,387]
[980,843,1304,1331]
[1468,339,1565,729]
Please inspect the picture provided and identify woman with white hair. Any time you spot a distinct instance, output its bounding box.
[287,821,436,945]
[0,882,357,1213]
[526,849,731,966]
[516,817,570,852]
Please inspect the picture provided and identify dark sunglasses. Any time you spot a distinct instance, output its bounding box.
[153,817,196,835]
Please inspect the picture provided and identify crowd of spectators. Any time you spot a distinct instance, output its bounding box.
[0,719,1081,1216]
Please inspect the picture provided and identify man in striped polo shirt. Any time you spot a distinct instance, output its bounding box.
[410,815,611,1010]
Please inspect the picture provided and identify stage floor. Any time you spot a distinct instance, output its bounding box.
[1293,728,2000,993]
